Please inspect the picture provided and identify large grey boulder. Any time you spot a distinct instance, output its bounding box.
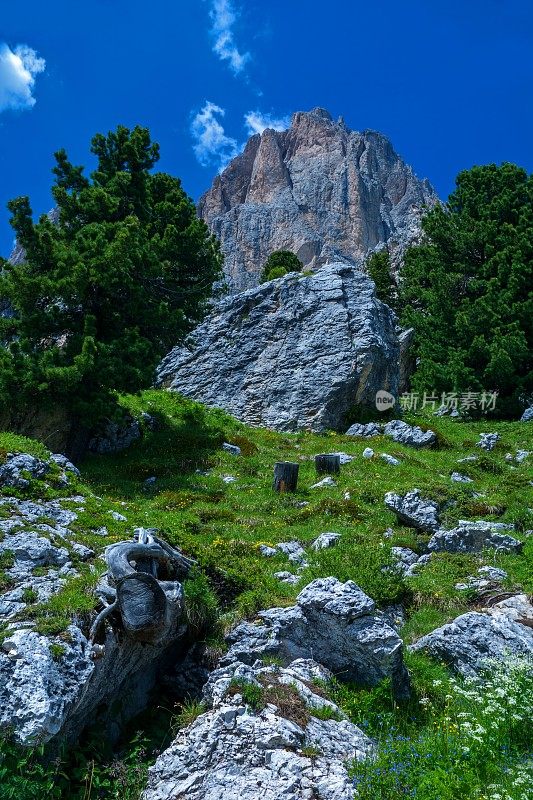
[157,263,400,432]
[410,595,533,676]
[198,108,438,292]
[143,657,374,800]
[221,577,410,699]
[384,489,440,532]
[427,520,522,554]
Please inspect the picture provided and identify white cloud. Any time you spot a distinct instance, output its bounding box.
[191,101,240,171]
[0,43,46,112]
[209,0,250,75]
[244,110,290,136]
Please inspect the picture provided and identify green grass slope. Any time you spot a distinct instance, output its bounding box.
[1,390,532,800]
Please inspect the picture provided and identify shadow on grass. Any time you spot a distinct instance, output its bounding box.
[79,391,227,499]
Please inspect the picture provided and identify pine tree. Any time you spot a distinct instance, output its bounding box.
[0,125,222,447]
[399,163,533,416]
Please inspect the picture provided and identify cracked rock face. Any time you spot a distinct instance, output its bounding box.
[199,107,438,292]
[410,595,533,676]
[157,263,399,432]
[384,489,440,532]
[143,657,374,800]
[427,520,522,554]
[220,577,410,700]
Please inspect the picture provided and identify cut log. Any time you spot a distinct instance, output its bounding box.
[273,461,299,493]
[315,454,341,475]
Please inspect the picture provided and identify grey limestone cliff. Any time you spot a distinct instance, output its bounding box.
[199,107,438,291]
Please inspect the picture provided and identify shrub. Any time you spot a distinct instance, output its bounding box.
[260,250,302,283]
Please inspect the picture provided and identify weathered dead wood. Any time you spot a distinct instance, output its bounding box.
[272,461,299,493]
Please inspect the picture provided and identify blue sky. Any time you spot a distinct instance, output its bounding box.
[1,0,532,257]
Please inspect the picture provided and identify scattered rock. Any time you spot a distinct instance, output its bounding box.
[276,542,308,566]
[427,520,522,554]
[381,453,400,466]
[362,447,374,459]
[144,476,157,488]
[259,545,278,558]
[310,476,337,489]
[0,454,50,489]
[487,593,533,622]
[108,510,127,522]
[70,543,95,561]
[143,656,375,800]
[312,532,341,551]
[0,627,94,745]
[221,475,237,484]
[383,419,436,448]
[476,433,500,452]
[391,547,419,576]
[0,532,70,578]
[384,489,440,532]
[274,571,301,585]
[450,472,474,483]
[520,407,533,422]
[345,422,382,438]
[334,452,354,464]
[478,566,508,581]
[222,442,241,456]
[88,416,141,455]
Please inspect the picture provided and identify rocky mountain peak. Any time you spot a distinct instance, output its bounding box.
[198,108,438,292]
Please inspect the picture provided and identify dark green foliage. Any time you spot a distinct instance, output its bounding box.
[0,125,222,434]
[399,163,533,416]
[366,249,397,309]
[260,250,302,283]
[183,568,220,638]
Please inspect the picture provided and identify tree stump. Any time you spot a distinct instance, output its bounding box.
[273,461,299,493]
[315,454,341,475]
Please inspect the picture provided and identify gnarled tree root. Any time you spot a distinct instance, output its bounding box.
[90,530,194,644]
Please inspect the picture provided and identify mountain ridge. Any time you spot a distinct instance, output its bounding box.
[199,107,438,292]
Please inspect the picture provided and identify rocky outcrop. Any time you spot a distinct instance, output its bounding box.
[143,578,410,799]
[0,452,191,746]
[384,489,440,532]
[383,419,436,448]
[410,595,533,676]
[427,520,523,554]
[143,658,374,800]
[345,419,436,448]
[220,577,410,700]
[157,263,400,432]
[199,108,438,292]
